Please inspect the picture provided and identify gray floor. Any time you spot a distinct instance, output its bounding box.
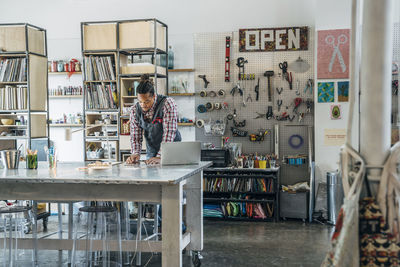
[10,216,333,267]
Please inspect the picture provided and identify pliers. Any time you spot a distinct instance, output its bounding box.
[254,112,266,119]
[230,83,243,96]
[304,79,314,94]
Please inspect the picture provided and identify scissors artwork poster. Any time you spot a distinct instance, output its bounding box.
[317,29,350,79]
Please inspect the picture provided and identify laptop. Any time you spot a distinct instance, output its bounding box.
[161,141,201,165]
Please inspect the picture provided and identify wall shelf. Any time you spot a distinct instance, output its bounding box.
[0,81,27,84]
[49,124,83,127]
[49,72,82,75]
[168,93,195,96]
[168,69,195,72]
[49,95,83,99]
[84,80,116,83]
[178,122,194,126]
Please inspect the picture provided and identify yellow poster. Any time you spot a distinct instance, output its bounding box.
[324,129,346,146]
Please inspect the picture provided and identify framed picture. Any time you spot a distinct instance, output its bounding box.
[337,81,349,102]
[317,29,350,79]
[330,104,342,120]
[318,82,335,103]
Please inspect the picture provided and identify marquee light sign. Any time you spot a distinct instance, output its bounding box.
[239,27,308,52]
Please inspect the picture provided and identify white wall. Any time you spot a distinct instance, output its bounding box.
[314,0,359,185]
[1,0,317,161]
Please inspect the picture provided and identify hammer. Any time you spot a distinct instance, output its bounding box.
[264,71,274,102]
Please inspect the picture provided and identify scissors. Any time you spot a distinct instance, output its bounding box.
[325,34,348,73]
[304,79,314,94]
[279,61,288,79]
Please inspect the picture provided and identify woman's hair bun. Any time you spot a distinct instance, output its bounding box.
[140,74,150,83]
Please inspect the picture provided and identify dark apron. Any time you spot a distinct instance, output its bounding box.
[135,94,181,158]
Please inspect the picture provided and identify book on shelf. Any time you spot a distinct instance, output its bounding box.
[204,177,274,193]
[0,58,27,82]
[84,55,116,81]
[0,85,27,110]
[85,83,117,109]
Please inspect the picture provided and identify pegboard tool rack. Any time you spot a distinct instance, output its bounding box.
[194,30,315,186]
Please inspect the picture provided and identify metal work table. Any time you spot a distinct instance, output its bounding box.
[0,161,212,267]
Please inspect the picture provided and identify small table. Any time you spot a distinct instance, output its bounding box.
[0,161,211,267]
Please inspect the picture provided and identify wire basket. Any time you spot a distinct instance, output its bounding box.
[204,119,226,136]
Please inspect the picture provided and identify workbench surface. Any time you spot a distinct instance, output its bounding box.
[0,161,212,185]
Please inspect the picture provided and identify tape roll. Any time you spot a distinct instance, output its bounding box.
[209,91,217,97]
[214,103,221,110]
[197,104,207,113]
[205,102,213,110]
[200,90,207,97]
[227,114,233,120]
[196,119,204,128]
[218,89,225,97]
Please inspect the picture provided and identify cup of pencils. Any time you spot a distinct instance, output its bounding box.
[26,149,38,169]
[47,146,57,169]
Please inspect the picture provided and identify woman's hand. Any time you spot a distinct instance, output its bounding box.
[146,157,161,165]
[126,154,140,164]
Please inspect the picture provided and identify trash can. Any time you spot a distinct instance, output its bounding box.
[327,171,344,225]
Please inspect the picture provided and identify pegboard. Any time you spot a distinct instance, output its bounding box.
[194,29,315,185]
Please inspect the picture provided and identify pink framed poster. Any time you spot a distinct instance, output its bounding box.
[317,29,350,79]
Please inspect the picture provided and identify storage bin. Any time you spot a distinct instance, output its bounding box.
[0,25,45,55]
[83,23,117,51]
[120,63,166,75]
[119,21,166,51]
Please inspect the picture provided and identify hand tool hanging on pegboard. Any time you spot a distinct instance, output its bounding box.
[279,61,288,80]
[264,71,274,102]
[236,57,248,81]
[254,78,260,101]
[225,36,231,82]
[198,75,210,88]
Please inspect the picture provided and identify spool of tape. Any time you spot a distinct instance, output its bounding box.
[218,89,225,97]
[205,102,213,110]
[209,91,217,97]
[197,104,207,113]
[196,119,204,128]
[200,90,207,97]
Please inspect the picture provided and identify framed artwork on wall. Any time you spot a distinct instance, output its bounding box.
[318,82,335,103]
[317,29,350,79]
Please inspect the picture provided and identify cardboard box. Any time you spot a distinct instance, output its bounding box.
[120,64,166,75]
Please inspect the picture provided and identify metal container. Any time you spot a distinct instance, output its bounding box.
[327,171,344,225]
[0,150,21,169]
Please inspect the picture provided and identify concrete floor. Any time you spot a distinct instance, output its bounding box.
[7,216,333,266]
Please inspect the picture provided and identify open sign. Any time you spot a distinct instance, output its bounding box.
[239,27,308,52]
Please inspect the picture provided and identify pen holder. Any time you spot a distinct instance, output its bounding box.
[26,154,38,169]
[254,160,259,168]
[258,160,267,169]
[270,160,276,168]
[48,153,57,169]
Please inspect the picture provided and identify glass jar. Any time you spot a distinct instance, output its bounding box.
[57,61,64,72]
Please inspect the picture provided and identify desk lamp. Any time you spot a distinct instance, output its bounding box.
[65,124,112,162]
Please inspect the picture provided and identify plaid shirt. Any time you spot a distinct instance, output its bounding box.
[130,95,178,157]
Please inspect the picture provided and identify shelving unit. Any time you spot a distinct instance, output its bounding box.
[203,168,280,222]
[81,19,168,161]
[0,23,49,152]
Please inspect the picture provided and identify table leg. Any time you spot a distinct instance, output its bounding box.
[185,172,203,251]
[162,181,183,267]
[136,203,142,266]
[57,203,63,264]
[32,201,38,267]
[68,203,73,265]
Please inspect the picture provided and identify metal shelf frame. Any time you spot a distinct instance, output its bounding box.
[81,18,168,162]
[203,168,280,222]
[0,23,49,151]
